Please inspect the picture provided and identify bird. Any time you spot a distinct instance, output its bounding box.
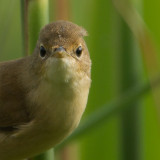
[0,20,91,160]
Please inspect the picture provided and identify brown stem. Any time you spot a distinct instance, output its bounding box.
[55,0,70,20]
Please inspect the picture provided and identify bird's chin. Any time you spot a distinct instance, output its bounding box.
[45,56,78,83]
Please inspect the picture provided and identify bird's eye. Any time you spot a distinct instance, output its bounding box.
[75,46,82,57]
[40,45,46,58]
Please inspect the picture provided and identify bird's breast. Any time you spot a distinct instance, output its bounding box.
[27,73,90,145]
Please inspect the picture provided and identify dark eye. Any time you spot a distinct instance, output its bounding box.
[40,45,46,58]
[76,46,82,57]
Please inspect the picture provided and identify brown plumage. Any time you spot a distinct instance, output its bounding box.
[0,21,91,160]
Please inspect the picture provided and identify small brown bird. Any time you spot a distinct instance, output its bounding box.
[0,20,91,160]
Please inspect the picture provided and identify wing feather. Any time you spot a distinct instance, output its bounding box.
[0,59,31,129]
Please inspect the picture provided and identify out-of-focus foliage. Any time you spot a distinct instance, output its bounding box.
[0,1,22,60]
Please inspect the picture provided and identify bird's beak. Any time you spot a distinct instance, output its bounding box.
[53,46,66,58]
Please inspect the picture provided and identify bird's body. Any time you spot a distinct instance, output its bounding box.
[0,21,91,159]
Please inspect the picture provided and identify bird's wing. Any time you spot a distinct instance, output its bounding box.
[0,60,31,130]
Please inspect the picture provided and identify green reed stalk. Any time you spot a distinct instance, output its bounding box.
[21,0,54,159]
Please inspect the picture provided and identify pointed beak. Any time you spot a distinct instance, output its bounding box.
[53,46,66,58]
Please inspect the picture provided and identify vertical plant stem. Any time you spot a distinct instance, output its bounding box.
[55,0,70,20]
[49,0,55,22]
[21,0,54,160]
[112,1,143,160]
[21,0,29,56]
[116,12,143,160]
[120,21,140,160]
[28,0,49,54]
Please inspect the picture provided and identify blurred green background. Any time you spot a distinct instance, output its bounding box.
[1,0,160,160]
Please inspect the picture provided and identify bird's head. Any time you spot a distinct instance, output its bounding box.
[32,20,91,84]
